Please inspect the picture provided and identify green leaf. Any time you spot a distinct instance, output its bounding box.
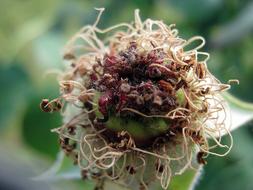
[196,122,253,190]
[223,92,253,111]
[22,89,61,158]
[0,64,30,130]
[223,92,253,131]
[35,151,95,189]
[169,168,202,190]
[34,151,83,180]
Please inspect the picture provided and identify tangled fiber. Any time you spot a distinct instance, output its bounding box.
[41,8,233,190]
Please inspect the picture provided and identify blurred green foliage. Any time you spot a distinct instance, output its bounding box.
[0,0,253,190]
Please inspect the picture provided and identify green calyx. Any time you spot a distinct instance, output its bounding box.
[93,92,169,139]
[106,116,169,139]
[92,89,186,140]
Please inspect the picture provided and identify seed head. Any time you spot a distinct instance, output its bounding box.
[42,8,233,190]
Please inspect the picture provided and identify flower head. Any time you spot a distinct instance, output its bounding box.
[41,8,233,190]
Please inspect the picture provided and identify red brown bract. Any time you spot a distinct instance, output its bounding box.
[42,9,233,190]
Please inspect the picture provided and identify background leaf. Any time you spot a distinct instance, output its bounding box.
[224,92,253,131]
[1,0,253,190]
